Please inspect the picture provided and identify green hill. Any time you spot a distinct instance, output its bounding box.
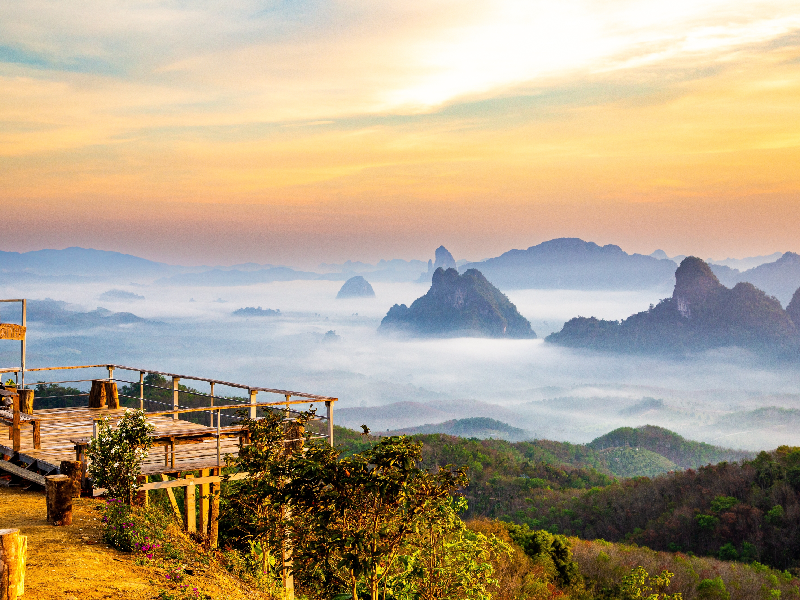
[589,425,753,469]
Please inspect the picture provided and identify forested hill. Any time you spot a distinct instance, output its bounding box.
[589,425,752,469]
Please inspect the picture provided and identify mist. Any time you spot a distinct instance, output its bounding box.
[2,277,799,452]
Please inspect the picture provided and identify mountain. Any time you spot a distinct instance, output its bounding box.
[736,252,800,305]
[379,267,536,338]
[546,257,799,354]
[336,276,376,299]
[459,238,676,290]
[0,247,175,281]
[384,417,532,441]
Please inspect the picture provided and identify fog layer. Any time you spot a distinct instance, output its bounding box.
[1,279,799,451]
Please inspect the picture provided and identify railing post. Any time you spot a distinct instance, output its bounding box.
[209,382,215,427]
[249,389,257,419]
[326,401,334,447]
[107,365,114,381]
[20,298,26,390]
[216,409,221,467]
[199,468,210,536]
[172,377,180,421]
[139,372,144,411]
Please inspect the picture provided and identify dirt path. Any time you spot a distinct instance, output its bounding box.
[0,487,271,600]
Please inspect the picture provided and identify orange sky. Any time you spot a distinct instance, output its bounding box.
[1,1,799,266]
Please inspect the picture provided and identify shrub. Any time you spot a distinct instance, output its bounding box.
[88,409,154,502]
[697,577,730,600]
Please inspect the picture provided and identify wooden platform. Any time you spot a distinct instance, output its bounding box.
[2,406,242,474]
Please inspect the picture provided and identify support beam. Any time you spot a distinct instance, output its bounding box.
[198,468,209,536]
[11,394,19,452]
[184,473,196,534]
[326,401,334,447]
[161,474,183,522]
[209,476,220,549]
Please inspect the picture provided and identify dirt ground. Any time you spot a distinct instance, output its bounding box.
[0,486,272,600]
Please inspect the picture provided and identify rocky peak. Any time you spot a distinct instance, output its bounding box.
[672,257,723,318]
[434,246,456,271]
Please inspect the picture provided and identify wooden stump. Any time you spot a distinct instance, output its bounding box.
[0,528,27,600]
[45,475,73,526]
[105,381,119,410]
[17,390,33,415]
[88,380,107,409]
[59,460,82,498]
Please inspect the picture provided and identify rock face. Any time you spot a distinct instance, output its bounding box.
[336,276,376,299]
[786,287,800,326]
[672,257,724,318]
[547,257,799,355]
[379,268,536,338]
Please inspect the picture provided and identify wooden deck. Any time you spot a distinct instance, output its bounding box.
[1,406,243,475]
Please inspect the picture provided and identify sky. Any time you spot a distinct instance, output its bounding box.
[2,0,800,267]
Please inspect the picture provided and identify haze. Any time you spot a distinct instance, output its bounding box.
[2,1,800,266]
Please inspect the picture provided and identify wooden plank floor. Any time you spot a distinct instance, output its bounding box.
[5,407,241,474]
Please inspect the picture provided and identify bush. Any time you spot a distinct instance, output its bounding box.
[697,577,730,600]
[88,409,154,502]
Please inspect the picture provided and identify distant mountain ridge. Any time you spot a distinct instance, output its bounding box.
[460,238,677,290]
[379,267,536,338]
[383,417,531,441]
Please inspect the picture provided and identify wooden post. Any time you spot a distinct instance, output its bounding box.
[0,528,27,600]
[135,475,148,507]
[105,381,119,410]
[17,390,33,415]
[59,460,82,498]
[249,389,257,419]
[11,394,20,453]
[32,421,40,450]
[88,380,107,409]
[208,382,215,427]
[198,468,210,536]
[139,372,144,410]
[172,377,180,421]
[184,473,196,533]
[282,506,295,600]
[209,473,220,549]
[326,401,334,447]
[107,365,114,381]
[45,475,73,526]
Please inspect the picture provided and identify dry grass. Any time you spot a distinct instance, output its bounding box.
[0,486,273,600]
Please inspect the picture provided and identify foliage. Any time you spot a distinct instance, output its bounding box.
[618,566,682,600]
[102,498,148,552]
[222,409,493,600]
[32,382,85,409]
[571,536,798,600]
[504,522,581,586]
[88,409,154,502]
[696,577,730,600]
[388,496,510,600]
